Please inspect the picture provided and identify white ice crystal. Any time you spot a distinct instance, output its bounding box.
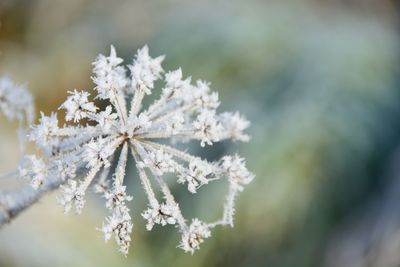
[59,90,97,122]
[177,158,212,194]
[179,218,211,254]
[142,202,180,231]
[23,45,254,255]
[57,179,79,214]
[142,149,175,176]
[221,154,255,191]
[101,206,133,255]
[18,155,47,190]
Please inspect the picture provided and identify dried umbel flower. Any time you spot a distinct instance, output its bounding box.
[21,45,254,255]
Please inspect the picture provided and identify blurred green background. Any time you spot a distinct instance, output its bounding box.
[1,0,400,266]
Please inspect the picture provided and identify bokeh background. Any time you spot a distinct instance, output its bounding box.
[1,0,400,266]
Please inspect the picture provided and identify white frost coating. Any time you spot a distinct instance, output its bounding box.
[179,218,211,254]
[0,76,34,156]
[0,76,34,125]
[3,45,253,256]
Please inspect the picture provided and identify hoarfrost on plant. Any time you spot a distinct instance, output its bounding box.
[21,45,254,256]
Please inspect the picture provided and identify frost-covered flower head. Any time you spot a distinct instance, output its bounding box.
[22,45,254,256]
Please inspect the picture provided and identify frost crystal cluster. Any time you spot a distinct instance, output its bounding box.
[0,76,34,154]
[0,77,33,125]
[20,46,254,255]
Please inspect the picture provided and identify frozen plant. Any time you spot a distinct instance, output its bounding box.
[9,45,254,255]
[0,77,34,155]
[0,76,34,125]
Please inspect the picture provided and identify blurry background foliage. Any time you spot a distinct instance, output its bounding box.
[1,0,400,267]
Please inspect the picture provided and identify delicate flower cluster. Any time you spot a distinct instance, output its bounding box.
[19,45,254,255]
[180,218,211,253]
[18,155,47,189]
[142,202,179,231]
[177,159,212,193]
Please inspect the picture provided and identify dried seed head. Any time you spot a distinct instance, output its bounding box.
[22,45,254,255]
